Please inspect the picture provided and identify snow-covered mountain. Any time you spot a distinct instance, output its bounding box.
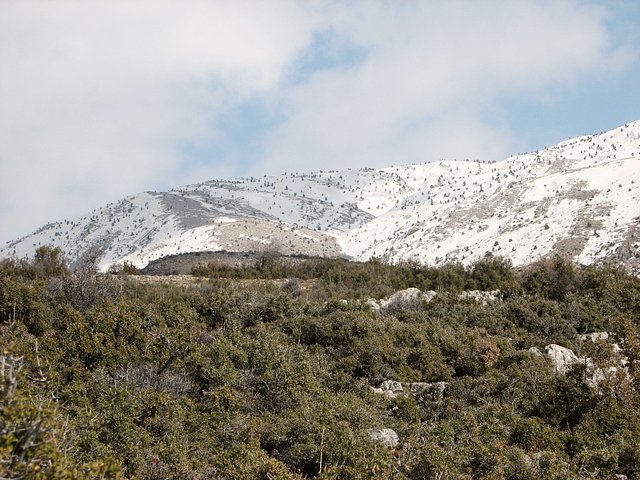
[3,121,640,272]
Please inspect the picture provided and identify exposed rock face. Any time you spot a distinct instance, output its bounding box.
[545,344,580,375]
[372,288,499,314]
[370,380,404,398]
[528,346,543,357]
[408,381,449,401]
[380,380,403,394]
[379,288,426,313]
[458,290,501,305]
[370,428,399,448]
[371,380,448,401]
[544,336,627,388]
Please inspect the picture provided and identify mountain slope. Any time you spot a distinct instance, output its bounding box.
[3,121,640,272]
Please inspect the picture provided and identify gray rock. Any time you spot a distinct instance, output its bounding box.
[409,381,448,400]
[370,428,399,448]
[380,287,425,313]
[544,343,626,388]
[370,380,403,399]
[380,380,404,393]
[366,298,381,311]
[545,344,580,375]
[458,289,501,305]
[528,346,543,357]
[579,331,610,342]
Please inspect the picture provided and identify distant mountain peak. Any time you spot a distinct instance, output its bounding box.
[3,121,640,273]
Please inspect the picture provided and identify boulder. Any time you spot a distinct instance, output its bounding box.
[380,380,403,393]
[458,289,501,305]
[370,428,399,448]
[380,287,425,313]
[409,381,448,400]
[528,346,543,357]
[366,298,381,312]
[579,331,609,342]
[545,344,580,375]
[544,343,625,387]
[371,380,403,399]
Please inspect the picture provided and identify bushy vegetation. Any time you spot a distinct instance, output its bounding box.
[1,250,640,479]
[191,254,520,299]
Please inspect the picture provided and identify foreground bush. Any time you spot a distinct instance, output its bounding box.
[1,249,639,478]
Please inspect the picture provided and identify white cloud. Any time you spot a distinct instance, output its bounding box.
[0,0,319,242]
[255,1,632,174]
[0,0,636,244]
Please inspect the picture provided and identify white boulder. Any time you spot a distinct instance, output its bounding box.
[458,289,501,305]
[545,344,581,375]
[528,347,543,357]
[544,342,626,388]
[370,380,404,398]
[380,380,403,393]
[370,428,399,448]
[409,381,449,400]
[380,288,425,313]
[366,298,381,311]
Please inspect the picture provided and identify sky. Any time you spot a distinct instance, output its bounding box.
[1,0,640,244]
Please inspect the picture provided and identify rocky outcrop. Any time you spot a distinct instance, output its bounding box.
[528,346,543,356]
[545,344,581,375]
[408,381,449,401]
[371,380,449,401]
[370,428,399,448]
[543,335,627,388]
[379,288,431,313]
[370,380,404,398]
[369,288,500,313]
[458,289,501,305]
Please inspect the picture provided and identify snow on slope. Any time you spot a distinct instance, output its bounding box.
[2,121,640,272]
[336,121,640,271]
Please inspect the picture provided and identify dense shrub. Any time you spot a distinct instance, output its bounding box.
[1,247,639,478]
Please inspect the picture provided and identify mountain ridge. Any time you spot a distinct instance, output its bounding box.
[3,121,640,272]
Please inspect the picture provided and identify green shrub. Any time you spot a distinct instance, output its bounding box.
[1,255,639,478]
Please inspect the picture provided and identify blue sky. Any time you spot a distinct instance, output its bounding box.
[1,0,639,244]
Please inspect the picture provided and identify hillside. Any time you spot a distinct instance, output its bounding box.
[2,253,640,479]
[2,121,640,272]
